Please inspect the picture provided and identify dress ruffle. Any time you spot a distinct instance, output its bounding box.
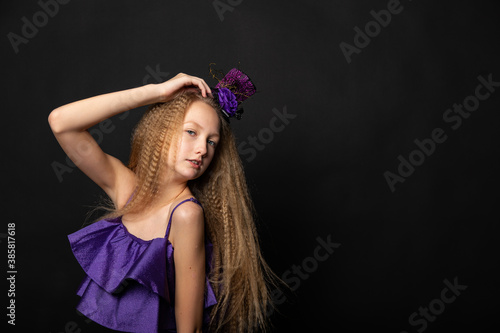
[68,211,217,332]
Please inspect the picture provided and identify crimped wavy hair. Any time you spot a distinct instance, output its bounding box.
[95,90,286,332]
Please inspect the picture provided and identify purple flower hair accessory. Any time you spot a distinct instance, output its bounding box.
[216,87,238,117]
[209,64,257,123]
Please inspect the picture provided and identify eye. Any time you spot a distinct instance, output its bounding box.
[186,130,195,136]
[208,140,217,147]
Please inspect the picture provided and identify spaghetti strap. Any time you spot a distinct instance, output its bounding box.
[165,197,203,239]
[67,195,217,332]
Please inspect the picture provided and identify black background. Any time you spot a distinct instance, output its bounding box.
[2,0,500,332]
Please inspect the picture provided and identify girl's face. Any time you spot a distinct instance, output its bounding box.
[168,100,220,181]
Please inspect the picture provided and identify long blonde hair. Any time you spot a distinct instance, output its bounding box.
[96,90,287,332]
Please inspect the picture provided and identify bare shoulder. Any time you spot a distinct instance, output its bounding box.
[171,199,204,227]
[169,199,204,247]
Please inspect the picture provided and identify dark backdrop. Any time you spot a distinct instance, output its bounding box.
[2,0,499,332]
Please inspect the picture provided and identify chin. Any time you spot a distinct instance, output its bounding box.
[190,171,205,180]
[173,164,207,181]
[182,170,205,181]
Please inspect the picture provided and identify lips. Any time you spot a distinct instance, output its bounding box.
[187,159,202,168]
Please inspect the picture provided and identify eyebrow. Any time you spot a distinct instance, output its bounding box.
[184,121,220,137]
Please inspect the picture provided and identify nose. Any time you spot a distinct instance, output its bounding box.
[195,138,208,157]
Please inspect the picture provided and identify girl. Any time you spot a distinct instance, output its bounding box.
[49,71,284,332]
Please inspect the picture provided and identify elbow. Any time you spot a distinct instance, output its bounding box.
[48,108,64,134]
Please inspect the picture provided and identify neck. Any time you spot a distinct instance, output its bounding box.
[153,179,190,209]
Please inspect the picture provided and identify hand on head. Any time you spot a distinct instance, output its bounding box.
[156,73,213,103]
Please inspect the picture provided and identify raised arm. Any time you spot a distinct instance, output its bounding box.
[48,73,212,208]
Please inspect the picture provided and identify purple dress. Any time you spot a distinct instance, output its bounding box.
[68,197,218,332]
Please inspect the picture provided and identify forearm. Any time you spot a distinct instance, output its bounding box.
[49,83,160,134]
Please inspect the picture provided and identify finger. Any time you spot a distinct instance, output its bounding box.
[194,78,208,97]
[181,78,203,93]
[181,76,210,97]
[198,78,212,98]
[201,79,212,97]
[183,86,198,93]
